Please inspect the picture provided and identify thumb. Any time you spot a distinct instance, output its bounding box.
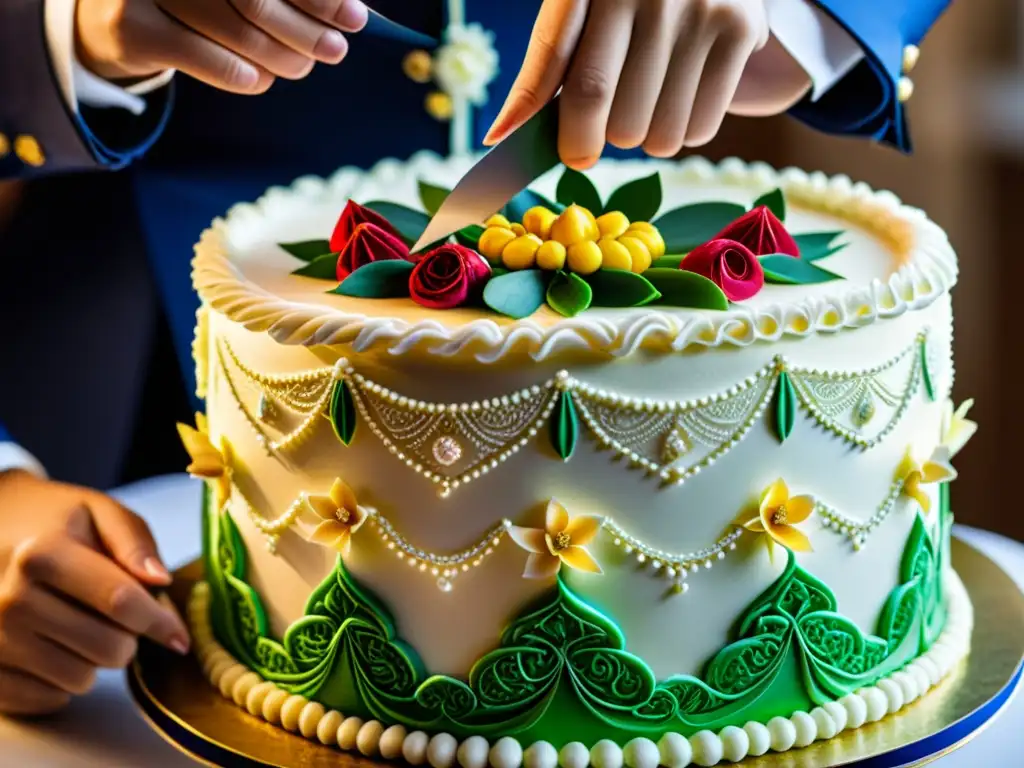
[483,0,588,145]
[83,494,173,587]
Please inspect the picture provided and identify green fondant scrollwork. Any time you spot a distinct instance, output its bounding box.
[202,489,948,746]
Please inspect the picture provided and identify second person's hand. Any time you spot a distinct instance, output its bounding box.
[485,0,809,168]
[75,0,370,95]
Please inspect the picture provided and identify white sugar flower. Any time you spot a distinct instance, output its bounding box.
[432,24,499,105]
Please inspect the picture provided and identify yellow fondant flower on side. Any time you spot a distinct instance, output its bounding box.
[896,446,957,514]
[741,479,814,561]
[305,478,367,555]
[177,413,234,508]
[940,399,977,458]
[509,500,603,579]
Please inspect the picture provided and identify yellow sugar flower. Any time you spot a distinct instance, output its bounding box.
[305,478,367,555]
[177,413,234,508]
[741,479,814,560]
[940,399,977,458]
[896,446,957,514]
[509,500,603,579]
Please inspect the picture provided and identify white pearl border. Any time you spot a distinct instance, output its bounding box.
[187,572,972,768]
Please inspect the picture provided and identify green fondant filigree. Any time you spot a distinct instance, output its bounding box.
[203,487,948,746]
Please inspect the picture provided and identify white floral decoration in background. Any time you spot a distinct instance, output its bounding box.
[432,23,499,105]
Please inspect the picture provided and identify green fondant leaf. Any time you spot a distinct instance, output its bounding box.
[921,339,936,401]
[760,255,843,285]
[329,380,357,446]
[604,172,662,221]
[419,181,451,216]
[363,201,429,246]
[291,252,339,279]
[773,371,796,443]
[792,231,847,262]
[550,390,579,460]
[652,202,747,253]
[546,271,593,317]
[455,224,485,248]
[280,240,332,262]
[753,188,786,221]
[644,268,728,310]
[649,256,684,269]
[330,260,414,299]
[556,167,603,213]
[504,188,563,223]
[586,269,661,308]
[483,270,549,319]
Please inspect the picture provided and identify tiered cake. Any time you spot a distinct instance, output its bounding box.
[182,154,975,768]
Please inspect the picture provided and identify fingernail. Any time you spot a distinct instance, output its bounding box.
[168,637,190,656]
[315,30,347,62]
[143,557,171,583]
[337,0,369,32]
[237,63,260,89]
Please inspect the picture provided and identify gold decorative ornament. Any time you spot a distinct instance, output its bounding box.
[0,133,9,158]
[402,50,433,83]
[902,44,920,73]
[13,135,45,167]
[897,77,914,103]
[424,91,454,121]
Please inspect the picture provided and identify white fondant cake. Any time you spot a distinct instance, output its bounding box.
[185,154,971,767]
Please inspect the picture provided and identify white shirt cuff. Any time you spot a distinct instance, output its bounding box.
[44,0,173,116]
[765,0,865,101]
[0,443,48,480]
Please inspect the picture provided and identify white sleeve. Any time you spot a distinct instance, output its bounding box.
[764,0,866,102]
[45,0,174,116]
[0,444,48,479]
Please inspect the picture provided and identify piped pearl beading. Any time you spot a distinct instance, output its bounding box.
[602,520,743,595]
[346,372,559,499]
[187,570,971,768]
[817,480,906,550]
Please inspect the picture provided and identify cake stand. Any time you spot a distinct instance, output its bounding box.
[127,538,1024,768]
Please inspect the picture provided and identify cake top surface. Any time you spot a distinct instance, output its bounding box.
[193,153,956,362]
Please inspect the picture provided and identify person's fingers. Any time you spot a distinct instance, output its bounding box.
[0,666,70,716]
[148,6,276,94]
[730,34,811,116]
[79,497,170,588]
[9,536,189,654]
[640,33,711,157]
[289,0,369,33]
[605,4,677,150]
[0,629,96,696]
[558,2,637,169]
[483,0,589,145]
[158,0,316,78]
[228,0,349,65]
[683,13,767,146]
[10,584,138,670]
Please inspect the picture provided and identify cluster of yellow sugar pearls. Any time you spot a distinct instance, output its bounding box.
[476,204,666,275]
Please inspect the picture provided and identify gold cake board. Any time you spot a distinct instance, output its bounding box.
[127,538,1024,768]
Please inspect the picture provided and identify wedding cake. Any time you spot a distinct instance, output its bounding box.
[180,153,975,768]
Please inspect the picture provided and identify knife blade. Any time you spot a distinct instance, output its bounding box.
[411,96,562,253]
[364,8,437,48]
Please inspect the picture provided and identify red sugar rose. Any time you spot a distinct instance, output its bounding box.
[714,205,799,258]
[680,239,764,302]
[409,244,492,310]
[336,223,410,281]
[330,200,403,254]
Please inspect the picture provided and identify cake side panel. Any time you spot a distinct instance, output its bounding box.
[197,284,954,700]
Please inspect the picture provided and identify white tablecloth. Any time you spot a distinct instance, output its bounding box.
[0,474,1020,767]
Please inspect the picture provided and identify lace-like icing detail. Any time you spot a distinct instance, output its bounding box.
[217,333,936,496]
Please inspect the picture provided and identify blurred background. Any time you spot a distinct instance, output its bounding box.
[0,0,1018,538]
